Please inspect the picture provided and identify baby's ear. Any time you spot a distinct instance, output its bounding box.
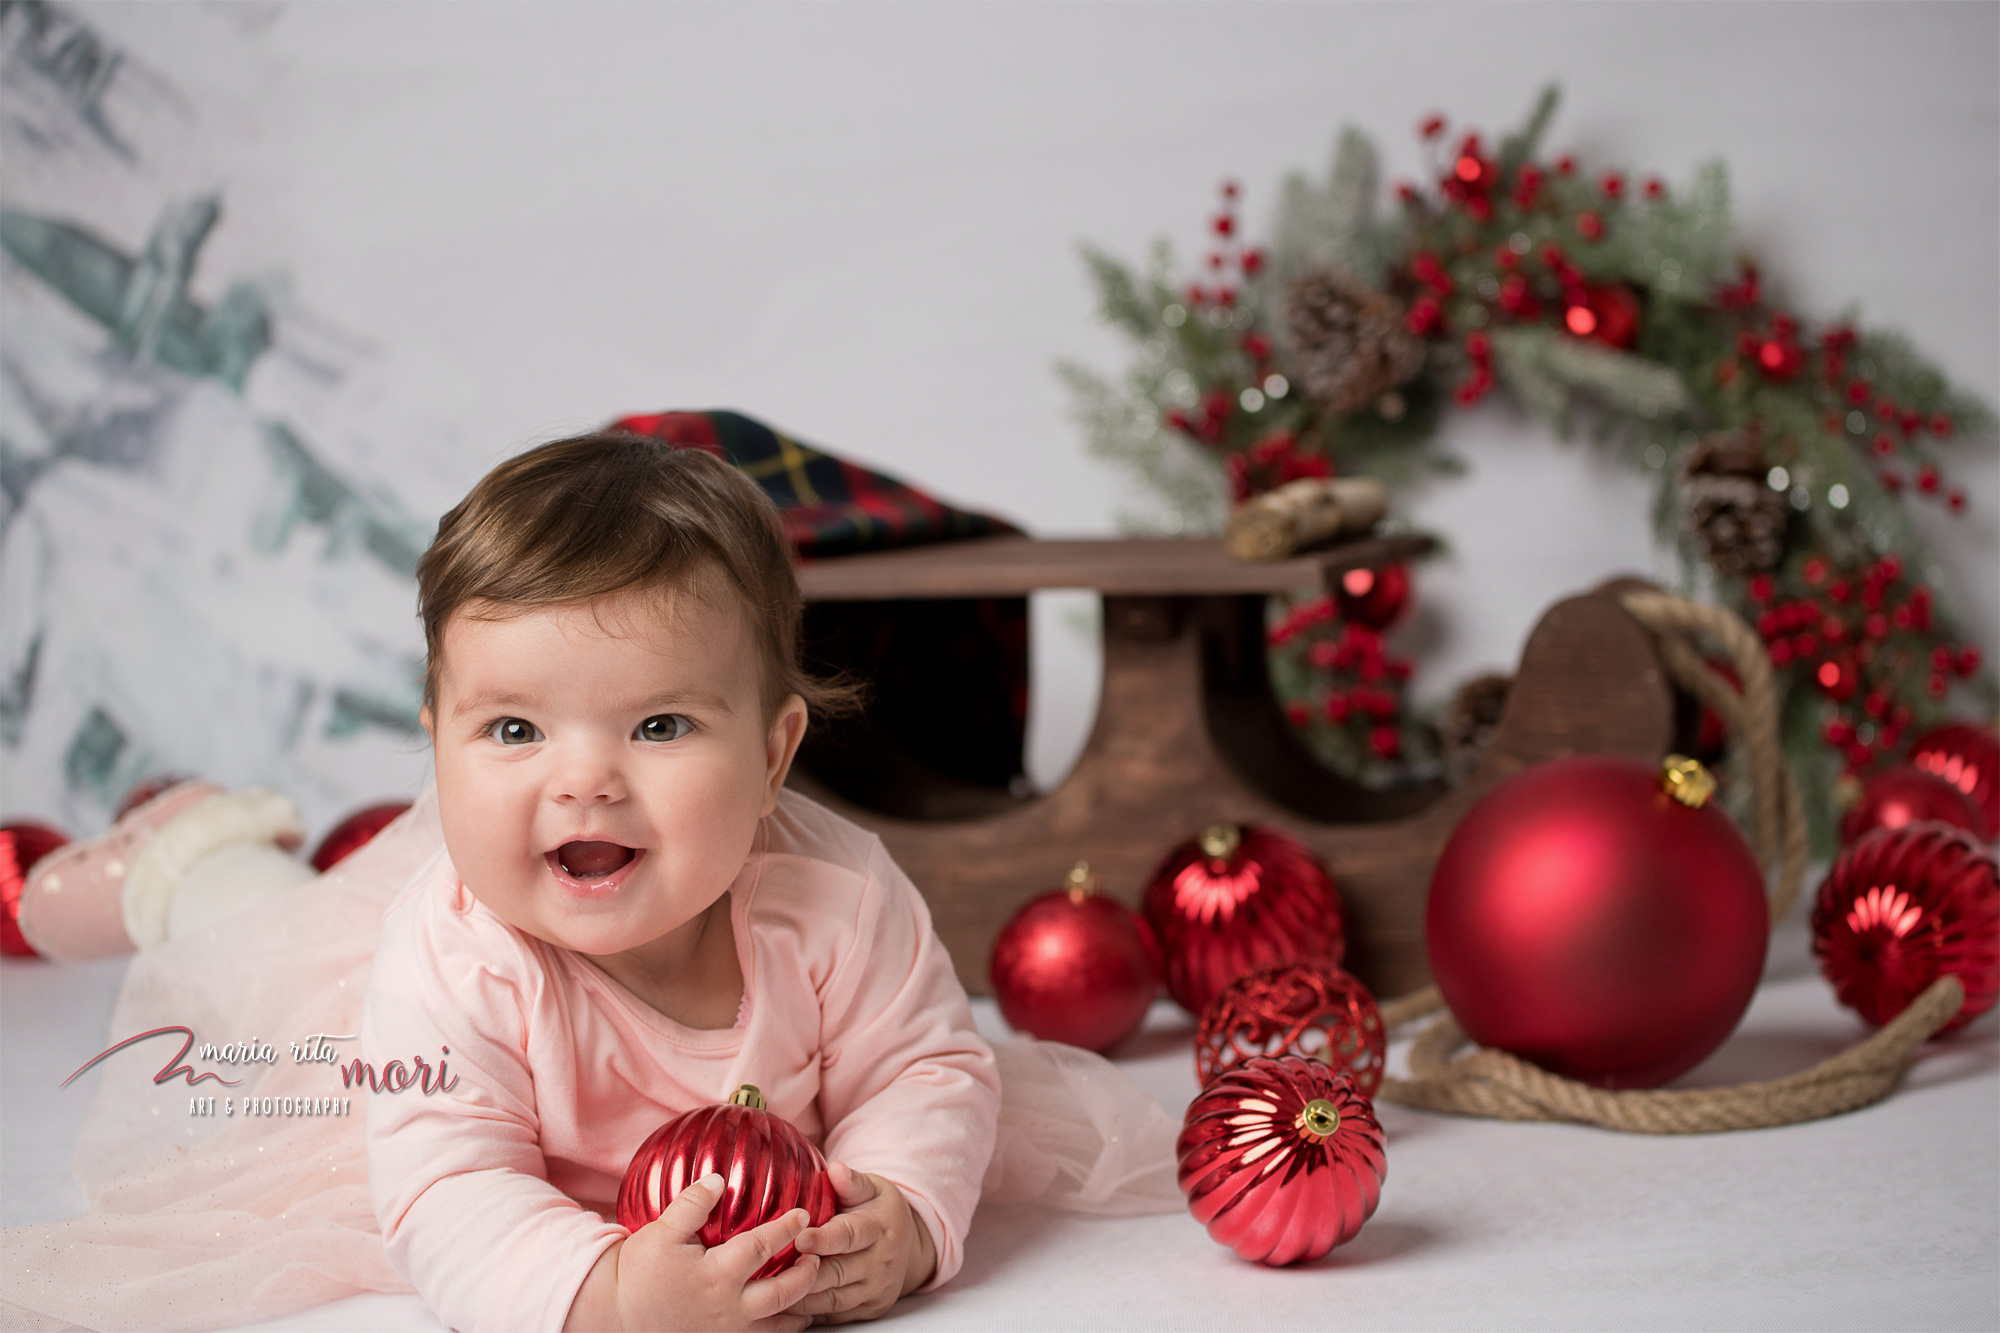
[761,695,809,812]
[419,706,434,741]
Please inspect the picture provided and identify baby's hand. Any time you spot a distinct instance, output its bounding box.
[788,1162,937,1325]
[565,1173,820,1332]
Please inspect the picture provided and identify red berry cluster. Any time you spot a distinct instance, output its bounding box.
[1269,600,1415,760]
[1224,432,1330,503]
[1184,179,1264,311]
[1750,558,1982,775]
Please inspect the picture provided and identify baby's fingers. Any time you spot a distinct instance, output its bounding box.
[711,1207,814,1284]
[795,1211,869,1259]
[645,1172,724,1245]
[740,1248,821,1321]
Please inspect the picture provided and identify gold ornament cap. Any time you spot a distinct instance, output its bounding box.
[1064,860,1098,904]
[727,1084,767,1110]
[1659,754,1716,809]
[1295,1097,1342,1143]
[1199,823,1243,862]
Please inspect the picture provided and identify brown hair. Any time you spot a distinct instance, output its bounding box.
[417,432,855,721]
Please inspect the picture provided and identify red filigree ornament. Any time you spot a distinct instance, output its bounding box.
[2,822,71,957]
[1144,824,1345,1016]
[1908,723,1999,842]
[1812,822,1999,1035]
[311,802,414,872]
[617,1084,836,1279]
[1176,1055,1385,1266]
[1838,765,1981,845]
[1194,960,1384,1093]
[1333,563,1410,631]
[990,862,1159,1053]
[1427,754,1768,1088]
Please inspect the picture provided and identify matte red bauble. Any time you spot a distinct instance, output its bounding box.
[990,862,1159,1053]
[1333,563,1410,631]
[1176,1055,1385,1266]
[1908,723,1999,842]
[1194,960,1384,1094]
[1145,824,1344,1016]
[1,823,70,957]
[311,802,414,873]
[617,1084,836,1278]
[1838,765,1981,845]
[1812,822,1998,1035]
[1427,754,1768,1089]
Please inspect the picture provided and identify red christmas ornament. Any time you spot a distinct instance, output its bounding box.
[989,862,1159,1053]
[1812,823,1998,1035]
[1144,824,1345,1016]
[1176,1055,1385,1266]
[1908,723,2000,842]
[617,1084,836,1278]
[1838,765,1981,845]
[1,823,71,957]
[1427,754,1768,1088]
[1194,960,1384,1093]
[1334,564,1411,631]
[115,774,194,821]
[311,802,414,872]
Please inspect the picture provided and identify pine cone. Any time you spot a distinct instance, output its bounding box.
[1440,672,1511,786]
[1283,271,1425,418]
[1680,431,1788,577]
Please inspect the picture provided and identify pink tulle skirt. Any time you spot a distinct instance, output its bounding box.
[0,789,1178,1332]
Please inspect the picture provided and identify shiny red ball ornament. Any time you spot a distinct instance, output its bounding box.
[1194,960,1384,1094]
[617,1084,836,1278]
[1908,723,1999,842]
[1144,824,1345,1017]
[990,862,1159,1053]
[311,802,414,872]
[1176,1055,1385,1266]
[1427,754,1768,1089]
[1838,765,1981,846]
[1334,564,1410,631]
[1812,822,1998,1035]
[2,823,71,957]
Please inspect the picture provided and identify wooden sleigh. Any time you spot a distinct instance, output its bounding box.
[788,536,1675,998]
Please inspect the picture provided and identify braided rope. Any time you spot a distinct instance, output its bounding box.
[1374,590,1962,1133]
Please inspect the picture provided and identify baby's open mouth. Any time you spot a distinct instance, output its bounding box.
[555,840,637,882]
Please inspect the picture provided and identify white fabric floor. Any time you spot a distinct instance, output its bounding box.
[4,915,1995,1332]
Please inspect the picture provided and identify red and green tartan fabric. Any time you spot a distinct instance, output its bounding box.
[608,409,1017,557]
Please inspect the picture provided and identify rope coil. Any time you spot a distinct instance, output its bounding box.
[1374,590,1965,1134]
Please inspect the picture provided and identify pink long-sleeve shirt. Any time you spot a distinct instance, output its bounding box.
[362,790,1000,1332]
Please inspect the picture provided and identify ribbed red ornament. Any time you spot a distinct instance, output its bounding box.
[617,1084,836,1277]
[1907,723,1999,842]
[1812,822,1998,1035]
[1176,1056,1385,1266]
[990,862,1159,1054]
[1838,765,1981,845]
[311,802,413,872]
[1194,960,1384,1093]
[1144,824,1345,1016]
[1,823,70,957]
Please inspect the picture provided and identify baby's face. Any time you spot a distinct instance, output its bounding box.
[424,586,806,963]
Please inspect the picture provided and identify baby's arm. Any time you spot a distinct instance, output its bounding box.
[790,841,1001,1320]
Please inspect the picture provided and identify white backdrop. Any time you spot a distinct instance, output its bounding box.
[2,0,1995,836]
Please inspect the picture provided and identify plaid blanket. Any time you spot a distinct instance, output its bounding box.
[606,409,1029,803]
[608,409,1017,557]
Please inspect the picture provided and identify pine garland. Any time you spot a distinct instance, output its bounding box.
[1061,86,1996,838]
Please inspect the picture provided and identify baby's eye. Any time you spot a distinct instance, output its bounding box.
[487,718,542,746]
[636,714,693,743]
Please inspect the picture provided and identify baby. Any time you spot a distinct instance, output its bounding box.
[363,434,1000,1331]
